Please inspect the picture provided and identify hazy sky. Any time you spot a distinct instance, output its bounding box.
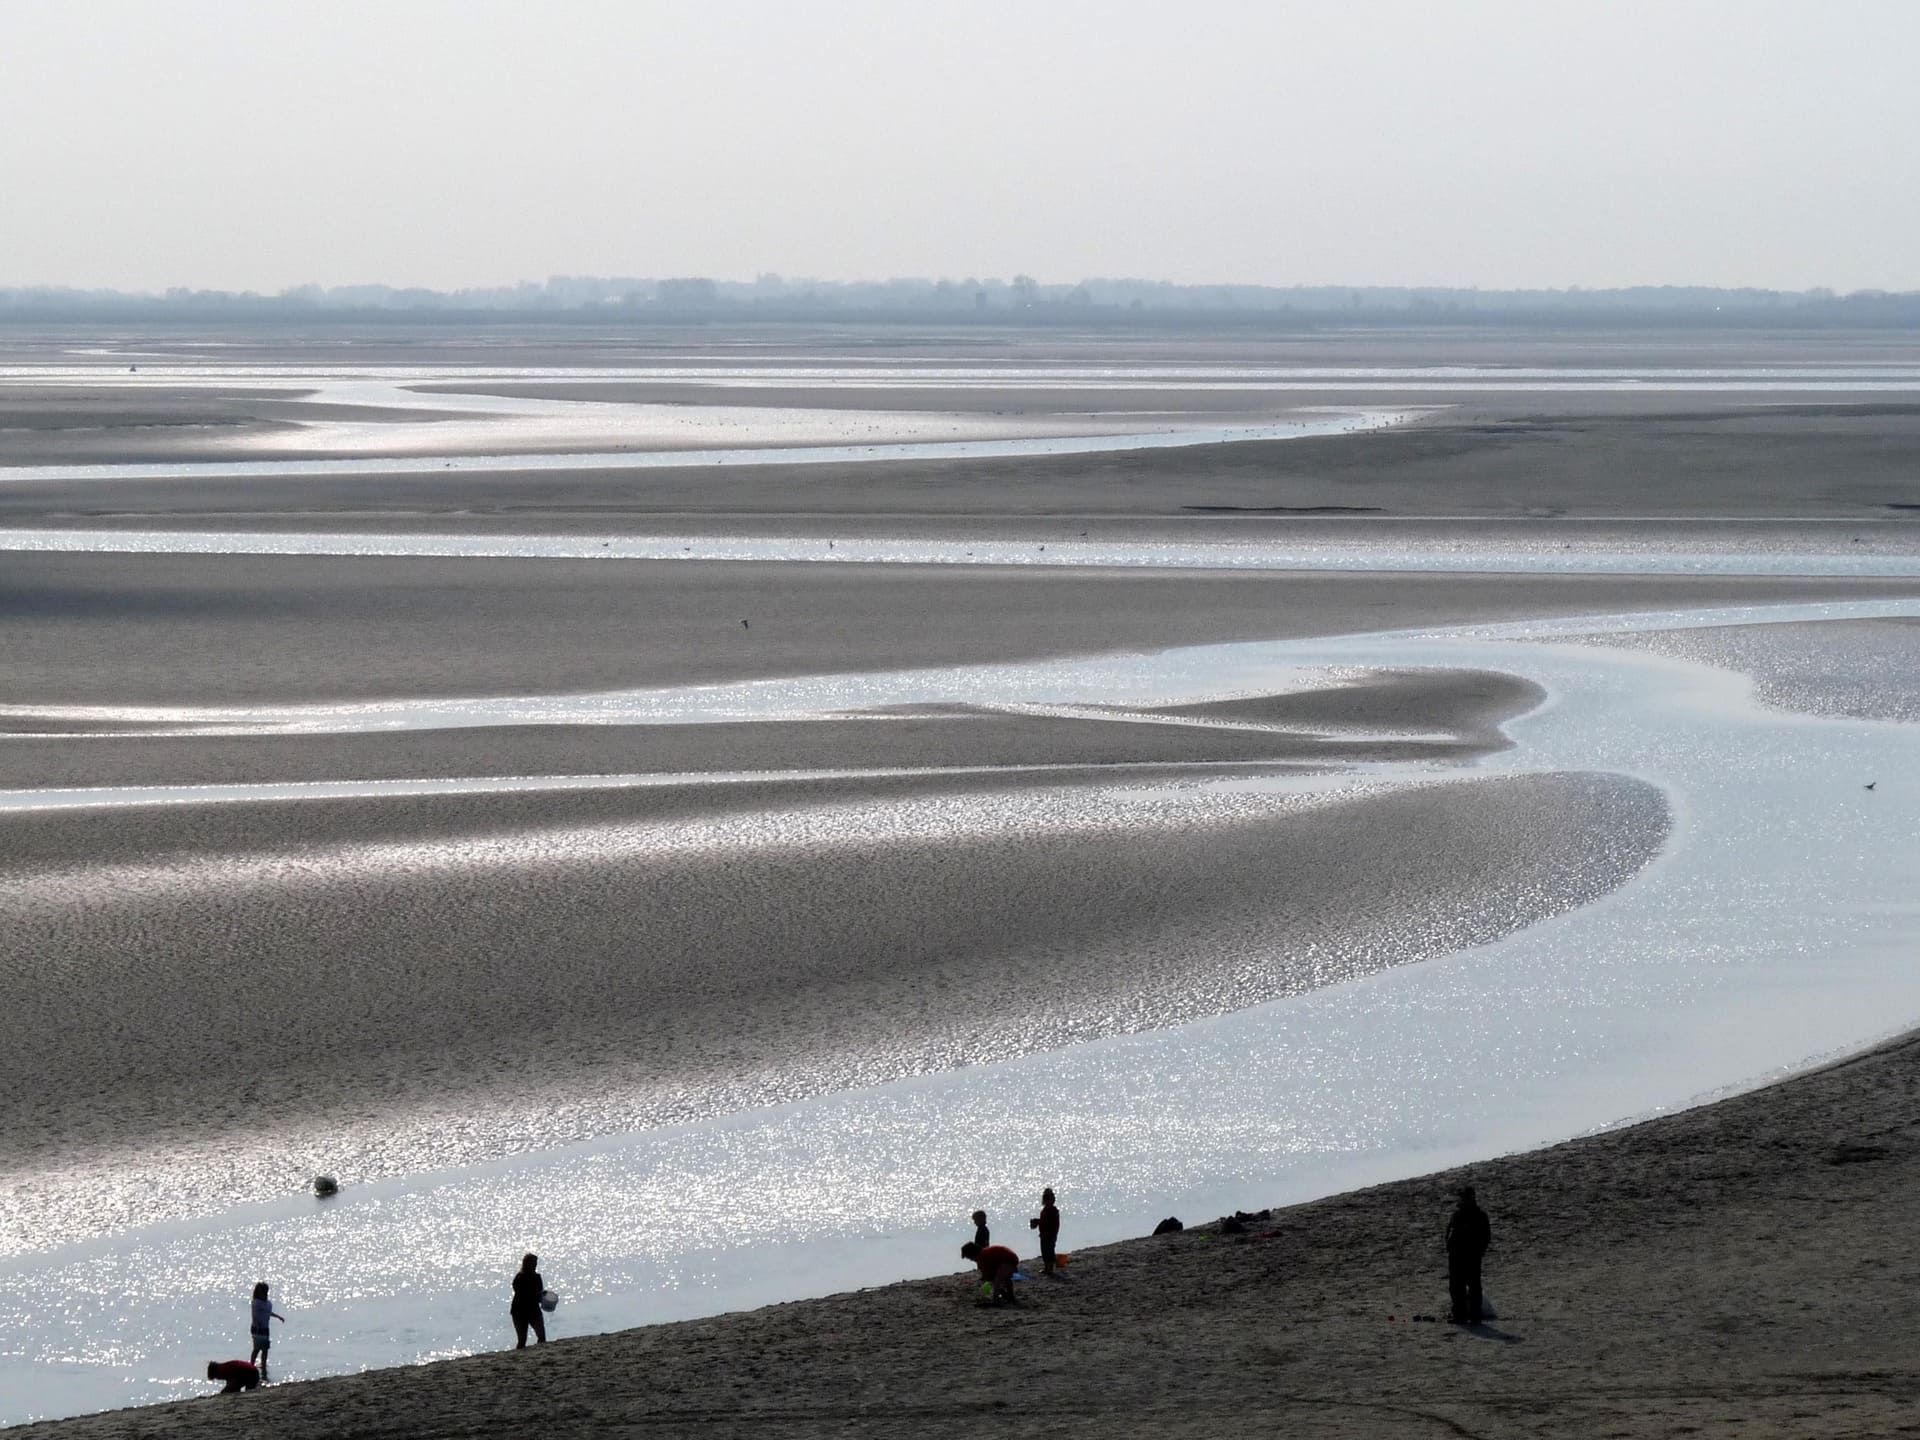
[3,0,1916,293]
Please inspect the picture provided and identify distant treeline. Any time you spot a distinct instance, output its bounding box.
[4,274,1919,328]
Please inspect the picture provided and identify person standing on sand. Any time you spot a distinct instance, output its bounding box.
[971,1209,991,1250]
[1030,1188,1061,1276]
[248,1281,284,1376]
[1445,1186,1492,1324]
[961,1241,1021,1305]
[510,1253,548,1348]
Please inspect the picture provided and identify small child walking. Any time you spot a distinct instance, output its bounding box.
[249,1282,284,1377]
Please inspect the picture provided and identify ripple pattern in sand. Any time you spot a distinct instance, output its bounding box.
[0,769,1659,1251]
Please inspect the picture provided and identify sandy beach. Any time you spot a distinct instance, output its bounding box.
[18,1024,1920,1440]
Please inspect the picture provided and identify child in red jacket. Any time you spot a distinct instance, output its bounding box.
[960,1241,1020,1304]
[206,1359,259,1393]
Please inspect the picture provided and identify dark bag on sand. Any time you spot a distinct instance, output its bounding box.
[1153,1216,1184,1235]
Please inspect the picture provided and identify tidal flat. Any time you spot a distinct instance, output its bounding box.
[2,325,1918,1428]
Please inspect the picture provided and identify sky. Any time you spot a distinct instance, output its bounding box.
[2,0,1917,294]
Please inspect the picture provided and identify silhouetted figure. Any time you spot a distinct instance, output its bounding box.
[1446,1186,1492,1324]
[206,1359,259,1393]
[510,1252,548,1348]
[1030,1188,1061,1275]
[961,1241,1020,1305]
[248,1281,284,1376]
[971,1209,991,1250]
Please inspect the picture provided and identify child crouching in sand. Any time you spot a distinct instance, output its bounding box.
[206,1359,259,1393]
[961,1241,1020,1305]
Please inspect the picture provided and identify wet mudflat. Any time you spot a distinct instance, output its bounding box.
[3,326,1919,1427]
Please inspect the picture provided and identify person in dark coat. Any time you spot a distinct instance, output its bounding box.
[1030,1188,1061,1275]
[1445,1186,1492,1324]
[971,1209,991,1250]
[510,1252,548,1348]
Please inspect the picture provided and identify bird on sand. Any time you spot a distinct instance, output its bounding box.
[1865,781,1876,790]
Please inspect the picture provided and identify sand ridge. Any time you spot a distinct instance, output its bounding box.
[1,767,1665,1248]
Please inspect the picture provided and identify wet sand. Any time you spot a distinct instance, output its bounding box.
[1,762,1667,1249]
[6,323,1918,371]
[23,1024,1920,1440]
[5,400,1920,524]
[0,388,476,464]
[1577,614,1920,723]
[1,382,1915,1257]
[7,551,1919,707]
[4,330,1918,1429]
[0,376,1369,467]
[0,666,1535,784]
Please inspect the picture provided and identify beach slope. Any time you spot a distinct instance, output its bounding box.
[23,1028,1920,1439]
